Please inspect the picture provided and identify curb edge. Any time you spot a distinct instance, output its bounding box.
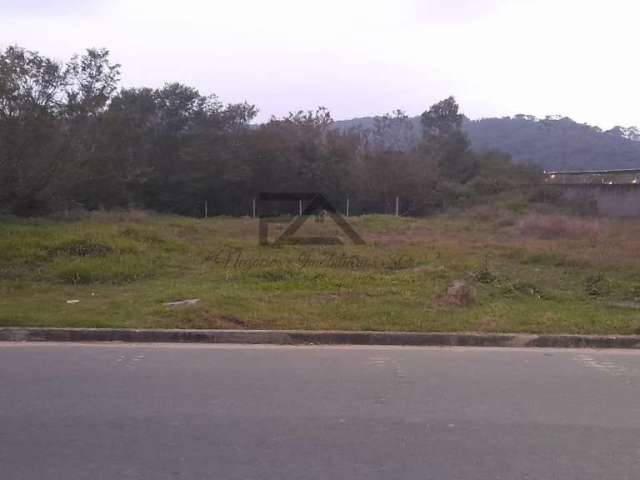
[1,328,640,349]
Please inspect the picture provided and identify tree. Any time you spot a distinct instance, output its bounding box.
[68,87,158,209]
[421,96,464,139]
[252,108,358,203]
[367,110,416,152]
[65,48,121,117]
[0,46,121,213]
[59,49,121,209]
[179,97,258,215]
[420,96,474,183]
[0,46,67,213]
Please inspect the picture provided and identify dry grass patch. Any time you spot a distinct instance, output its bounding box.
[518,214,607,241]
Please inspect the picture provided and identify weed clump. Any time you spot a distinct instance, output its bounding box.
[474,258,498,284]
[48,239,113,257]
[585,274,610,297]
[502,281,545,299]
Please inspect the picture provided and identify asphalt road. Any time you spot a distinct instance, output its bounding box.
[1,343,639,480]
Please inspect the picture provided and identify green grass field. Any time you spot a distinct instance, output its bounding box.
[2,209,640,334]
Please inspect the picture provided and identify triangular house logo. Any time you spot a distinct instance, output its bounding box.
[258,193,365,246]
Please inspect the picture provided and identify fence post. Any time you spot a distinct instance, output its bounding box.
[395,197,399,217]
[346,197,350,217]
[252,198,256,219]
[299,200,303,216]
[204,201,208,219]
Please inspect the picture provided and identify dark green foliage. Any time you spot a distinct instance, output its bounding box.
[1,46,542,217]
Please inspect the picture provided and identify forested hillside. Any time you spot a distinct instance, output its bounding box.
[465,116,640,171]
[337,115,640,171]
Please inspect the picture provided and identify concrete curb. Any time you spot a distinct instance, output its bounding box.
[1,328,640,349]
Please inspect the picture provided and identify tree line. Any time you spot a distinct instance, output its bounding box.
[0,46,541,217]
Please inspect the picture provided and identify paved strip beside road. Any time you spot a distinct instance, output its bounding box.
[1,344,639,479]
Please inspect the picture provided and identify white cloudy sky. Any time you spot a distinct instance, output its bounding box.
[2,0,639,127]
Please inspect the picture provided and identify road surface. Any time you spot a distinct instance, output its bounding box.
[1,343,639,479]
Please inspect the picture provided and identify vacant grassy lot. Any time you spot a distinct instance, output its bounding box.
[2,209,640,334]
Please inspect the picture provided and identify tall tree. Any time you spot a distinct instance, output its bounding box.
[0,46,67,213]
[420,96,474,183]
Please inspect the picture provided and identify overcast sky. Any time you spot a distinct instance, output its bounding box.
[3,0,639,127]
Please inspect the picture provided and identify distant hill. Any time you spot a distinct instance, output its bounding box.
[335,115,640,171]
